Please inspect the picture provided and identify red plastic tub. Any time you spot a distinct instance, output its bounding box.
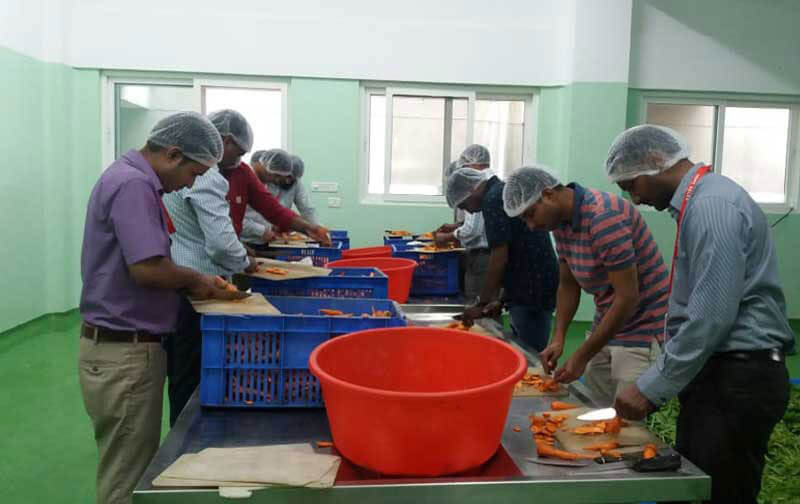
[341,246,393,260]
[309,327,526,476]
[326,257,416,303]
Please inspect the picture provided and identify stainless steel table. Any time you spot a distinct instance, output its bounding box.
[133,303,710,503]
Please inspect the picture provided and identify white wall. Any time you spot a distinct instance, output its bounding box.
[629,0,800,94]
[3,0,634,86]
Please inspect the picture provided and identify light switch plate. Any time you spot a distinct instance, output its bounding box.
[312,182,339,193]
[327,197,342,208]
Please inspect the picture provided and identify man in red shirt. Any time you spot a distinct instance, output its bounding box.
[208,109,330,245]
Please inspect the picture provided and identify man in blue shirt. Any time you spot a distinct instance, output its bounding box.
[449,168,559,352]
[606,124,794,504]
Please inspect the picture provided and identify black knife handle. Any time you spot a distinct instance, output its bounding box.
[633,453,682,472]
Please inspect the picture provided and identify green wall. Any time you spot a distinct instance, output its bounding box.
[627,88,800,319]
[0,47,101,332]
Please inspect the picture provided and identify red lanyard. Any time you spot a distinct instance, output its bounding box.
[158,197,176,235]
[667,165,711,295]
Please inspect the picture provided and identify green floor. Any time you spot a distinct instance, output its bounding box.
[0,310,798,503]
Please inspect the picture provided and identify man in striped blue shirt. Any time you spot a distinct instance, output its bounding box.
[606,125,794,504]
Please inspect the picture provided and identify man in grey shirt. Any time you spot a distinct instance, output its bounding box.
[241,149,319,244]
[606,124,794,504]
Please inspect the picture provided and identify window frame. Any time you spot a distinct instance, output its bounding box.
[101,72,289,170]
[360,84,538,205]
[640,93,800,213]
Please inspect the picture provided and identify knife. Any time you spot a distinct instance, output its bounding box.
[576,407,617,422]
[590,453,682,473]
[525,456,591,468]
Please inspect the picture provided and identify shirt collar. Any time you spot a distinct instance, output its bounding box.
[668,163,705,220]
[122,149,164,194]
[565,182,585,231]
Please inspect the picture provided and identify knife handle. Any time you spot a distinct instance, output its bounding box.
[632,453,682,472]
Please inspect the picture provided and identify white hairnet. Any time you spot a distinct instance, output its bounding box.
[457,144,491,167]
[147,111,223,167]
[446,168,489,208]
[444,160,459,178]
[502,165,561,217]
[261,148,293,176]
[250,150,267,165]
[290,155,305,179]
[606,125,690,183]
[208,109,254,153]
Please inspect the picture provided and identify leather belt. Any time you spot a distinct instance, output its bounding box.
[712,348,784,363]
[81,323,167,344]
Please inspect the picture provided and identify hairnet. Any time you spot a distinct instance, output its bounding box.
[147,111,224,167]
[290,155,305,179]
[250,150,268,165]
[208,109,254,153]
[444,160,459,178]
[446,168,489,208]
[502,165,561,217]
[606,125,690,183]
[261,148,293,176]
[457,144,491,167]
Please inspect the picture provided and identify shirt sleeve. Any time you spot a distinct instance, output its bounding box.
[243,164,298,231]
[187,174,249,273]
[637,197,748,405]
[240,206,269,243]
[453,212,476,242]
[293,182,317,224]
[481,188,513,248]
[109,179,169,265]
[590,210,636,271]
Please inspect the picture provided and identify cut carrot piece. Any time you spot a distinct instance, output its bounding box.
[550,401,579,411]
[535,441,595,461]
[316,441,334,448]
[642,443,658,459]
[513,426,521,432]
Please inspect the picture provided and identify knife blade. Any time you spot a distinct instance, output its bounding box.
[525,456,591,468]
[576,407,617,422]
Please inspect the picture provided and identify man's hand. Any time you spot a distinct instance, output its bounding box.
[540,339,564,375]
[460,304,486,326]
[434,232,454,248]
[244,256,258,274]
[436,223,459,233]
[261,229,277,243]
[553,349,591,384]
[482,300,503,318]
[614,384,656,421]
[307,225,331,247]
[189,275,250,301]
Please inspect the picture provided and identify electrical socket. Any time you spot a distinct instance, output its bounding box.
[327,197,342,208]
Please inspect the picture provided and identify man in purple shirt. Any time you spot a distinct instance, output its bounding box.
[79,111,247,504]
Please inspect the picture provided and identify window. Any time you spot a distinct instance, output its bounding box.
[364,87,534,203]
[644,98,799,210]
[104,75,288,168]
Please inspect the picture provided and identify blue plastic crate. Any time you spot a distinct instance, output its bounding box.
[393,249,460,296]
[271,242,344,267]
[383,235,432,246]
[331,238,350,250]
[200,296,406,408]
[330,230,348,239]
[250,267,388,299]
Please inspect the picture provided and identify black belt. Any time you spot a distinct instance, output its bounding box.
[466,248,491,255]
[711,348,784,363]
[81,322,168,344]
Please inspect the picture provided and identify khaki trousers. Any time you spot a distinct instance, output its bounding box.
[78,335,166,504]
[583,332,661,407]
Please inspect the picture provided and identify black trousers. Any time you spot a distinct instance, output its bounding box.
[166,296,202,427]
[675,352,789,504]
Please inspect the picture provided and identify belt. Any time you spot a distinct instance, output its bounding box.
[81,323,168,344]
[466,248,491,255]
[711,348,784,363]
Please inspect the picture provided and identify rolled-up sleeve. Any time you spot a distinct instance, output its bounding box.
[637,197,747,405]
[187,175,249,273]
